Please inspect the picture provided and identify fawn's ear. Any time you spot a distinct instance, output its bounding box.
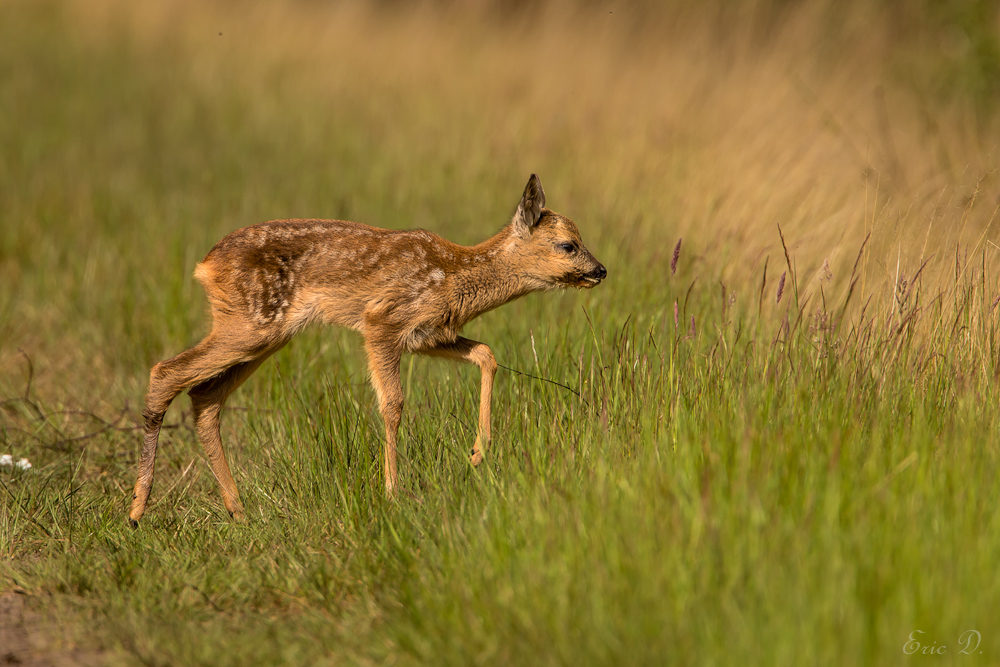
[512,174,546,235]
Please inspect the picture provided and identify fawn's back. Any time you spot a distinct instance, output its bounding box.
[195,205,604,353]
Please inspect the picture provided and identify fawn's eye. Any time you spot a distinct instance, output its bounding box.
[556,242,576,254]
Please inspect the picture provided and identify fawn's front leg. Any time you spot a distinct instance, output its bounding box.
[364,335,404,495]
[421,336,497,465]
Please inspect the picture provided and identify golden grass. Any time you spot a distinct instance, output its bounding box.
[5,0,1000,394]
[65,0,1000,290]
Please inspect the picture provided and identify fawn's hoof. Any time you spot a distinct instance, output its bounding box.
[470,449,484,466]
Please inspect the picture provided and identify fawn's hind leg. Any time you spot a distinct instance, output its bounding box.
[130,338,230,526]
[187,356,272,520]
[129,333,274,526]
[419,337,497,466]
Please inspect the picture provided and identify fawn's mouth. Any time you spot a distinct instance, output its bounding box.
[561,268,606,289]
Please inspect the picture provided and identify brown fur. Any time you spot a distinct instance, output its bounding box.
[128,174,606,524]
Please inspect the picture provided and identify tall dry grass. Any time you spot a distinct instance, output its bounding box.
[0,0,985,404]
[59,0,1000,298]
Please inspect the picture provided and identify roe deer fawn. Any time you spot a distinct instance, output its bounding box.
[128,174,606,525]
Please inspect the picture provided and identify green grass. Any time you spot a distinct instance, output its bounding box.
[3,1,1000,664]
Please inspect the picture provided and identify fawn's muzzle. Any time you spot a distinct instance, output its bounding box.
[583,264,607,286]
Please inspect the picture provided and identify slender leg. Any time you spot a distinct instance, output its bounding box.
[420,336,497,466]
[129,332,274,526]
[130,338,231,526]
[364,335,404,496]
[129,386,181,527]
[187,358,269,519]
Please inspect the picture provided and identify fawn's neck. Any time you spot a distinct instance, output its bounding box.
[449,225,539,324]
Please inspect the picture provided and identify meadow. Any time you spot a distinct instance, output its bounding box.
[2,0,1000,664]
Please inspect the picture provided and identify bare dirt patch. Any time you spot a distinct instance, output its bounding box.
[0,591,106,667]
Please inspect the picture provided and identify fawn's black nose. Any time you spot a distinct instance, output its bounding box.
[593,264,607,281]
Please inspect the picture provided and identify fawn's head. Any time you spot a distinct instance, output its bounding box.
[507,174,607,290]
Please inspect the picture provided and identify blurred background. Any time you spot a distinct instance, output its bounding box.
[0,0,1000,386]
[3,0,1000,400]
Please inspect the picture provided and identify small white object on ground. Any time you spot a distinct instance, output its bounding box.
[0,454,12,467]
[16,458,32,471]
